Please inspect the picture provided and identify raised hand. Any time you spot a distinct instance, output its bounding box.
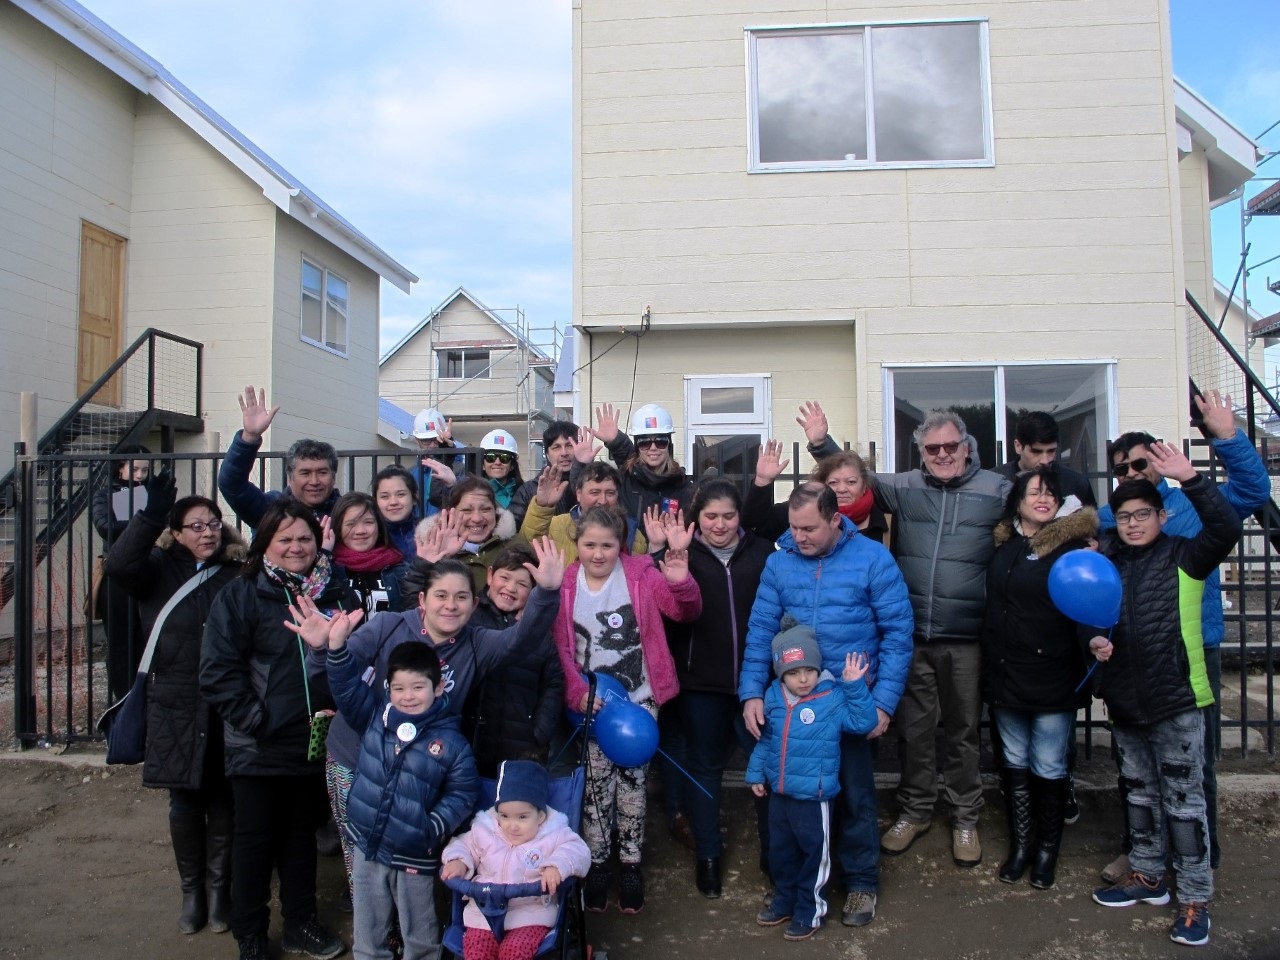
[534,465,568,507]
[662,510,694,552]
[754,438,790,486]
[238,385,280,443]
[437,418,455,445]
[594,403,621,444]
[642,505,668,550]
[417,510,466,563]
[141,469,177,520]
[574,426,604,465]
[420,457,457,487]
[843,651,869,682]
[318,515,335,553]
[525,536,567,591]
[1194,389,1237,441]
[284,594,364,650]
[659,546,690,583]
[1147,440,1197,483]
[796,400,829,446]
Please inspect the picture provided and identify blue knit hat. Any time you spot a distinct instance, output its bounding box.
[772,624,822,677]
[494,760,549,811]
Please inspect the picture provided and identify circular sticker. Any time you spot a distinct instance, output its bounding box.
[396,722,417,743]
[799,707,816,725]
[607,612,624,629]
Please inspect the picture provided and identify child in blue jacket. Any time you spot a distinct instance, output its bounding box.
[746,624,877,941]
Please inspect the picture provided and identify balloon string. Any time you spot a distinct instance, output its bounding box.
[656,748,714,800]
[1074,625,1113,694]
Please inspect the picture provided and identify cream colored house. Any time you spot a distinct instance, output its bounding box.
[0,0,416,471]
[571,1,1259,483]
[379,287,557,464]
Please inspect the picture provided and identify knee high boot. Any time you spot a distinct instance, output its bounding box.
[1029,775,1068,890]
[170,811,208,934]
[205,797,233,934]
[998,768,1033,884]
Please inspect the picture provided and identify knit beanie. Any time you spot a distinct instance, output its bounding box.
[771,624,823,677]
[494,759,549,811]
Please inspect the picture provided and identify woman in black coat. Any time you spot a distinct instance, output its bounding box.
[982,466,1097,890]
[104,485,244,935]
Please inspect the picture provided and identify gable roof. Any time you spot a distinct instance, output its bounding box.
[380,286,551,364]
[13,0,418,293]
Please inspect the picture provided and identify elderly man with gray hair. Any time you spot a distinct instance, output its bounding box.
[867,410,1010,868]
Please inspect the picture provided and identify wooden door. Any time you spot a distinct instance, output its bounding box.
[77,222,126,406]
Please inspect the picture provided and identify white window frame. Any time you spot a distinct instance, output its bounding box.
[300,257,349,357]
[437,349,492,380]
[880,360,1119,472]
[683,374,773,471]
[745,18,995,173]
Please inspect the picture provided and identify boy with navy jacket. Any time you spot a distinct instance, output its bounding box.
[292,598,478,960]
[746,625,878,941]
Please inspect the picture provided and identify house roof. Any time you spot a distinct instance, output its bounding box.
[380,286,552,364]
[1174,77,1260,206]
[1248,179,1280,217]
[377,397,416,435]
[15,0,418,293]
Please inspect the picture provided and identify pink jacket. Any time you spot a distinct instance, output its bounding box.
[441,808,590,930]
[554,552,702,710]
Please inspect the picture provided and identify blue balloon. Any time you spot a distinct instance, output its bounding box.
[593,700,659,767]
[1048,549,1122,628]
[564,672,630,728]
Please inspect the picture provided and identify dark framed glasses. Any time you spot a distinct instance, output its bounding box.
[1112,457,1149,478]
[181,519,223,534]
[483,452,514,464]
[1114,507,1157,525]
[636,436,671,449]
[922,441,961,456]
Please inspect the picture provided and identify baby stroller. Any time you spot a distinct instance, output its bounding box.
[441,678,600,960]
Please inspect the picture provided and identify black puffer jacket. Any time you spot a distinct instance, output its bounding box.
[200,570,358,777]
[666,531,775,696]
[104,513,245,789]
[981,508,1097,712]
[1095,475,1242,726]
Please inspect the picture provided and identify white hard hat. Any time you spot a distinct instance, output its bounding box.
[412,408,444,440]
[481,429,518,453]
[630,403,675,437]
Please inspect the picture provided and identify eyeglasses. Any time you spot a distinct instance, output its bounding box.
[1114,507,1157,525]
[181,519,223,534]
[922,441,962,456]
[636,436,671,449]
[483,452,514,464]
[1111,457,1150,478]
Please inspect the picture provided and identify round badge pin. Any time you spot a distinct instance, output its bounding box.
[396,722,416,743]
[607,613,624,629]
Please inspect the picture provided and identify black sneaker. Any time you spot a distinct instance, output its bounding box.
[618,864,645,914]
[282,917,347,959]
[584,864,610,913]
[1064,777,1081,825]
[238,934,270,960]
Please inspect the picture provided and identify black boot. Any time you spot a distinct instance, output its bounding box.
[205,798,233,934]
[998,767,1033,884]
[1029,775,1068,890]
[170,812,208,934]
[696,858,722,899]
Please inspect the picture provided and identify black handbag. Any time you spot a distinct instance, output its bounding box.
[96,565,222,764]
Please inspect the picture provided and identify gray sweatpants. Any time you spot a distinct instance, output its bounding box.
[352,847,440,960]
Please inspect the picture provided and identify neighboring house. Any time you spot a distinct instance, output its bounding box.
[0,0,416,471]
[570,3,1260,484]
[379,287,558,463]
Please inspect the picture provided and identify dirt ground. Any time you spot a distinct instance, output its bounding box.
[0,751,1278,960]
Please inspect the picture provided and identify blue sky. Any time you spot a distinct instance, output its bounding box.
[78,0,1279,381]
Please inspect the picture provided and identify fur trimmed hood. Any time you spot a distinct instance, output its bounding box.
[994,505,1098,557]
[156,525,249,563]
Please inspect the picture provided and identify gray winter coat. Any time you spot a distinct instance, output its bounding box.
[872,438,1011,644]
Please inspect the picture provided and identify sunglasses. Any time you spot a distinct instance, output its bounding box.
[922,441,962,456]
[636,436,671,449]
[483,452,514,464]
[1111,457,1149,478]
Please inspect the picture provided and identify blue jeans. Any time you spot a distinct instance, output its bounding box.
[679,691,758,859]
[351,848,439,960]
[837,734,880,894]
[1113,709,1212,904]
[993,708,1074,779]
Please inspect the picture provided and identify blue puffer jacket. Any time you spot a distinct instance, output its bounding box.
[328,646,478,872]
[1098,429,1269,649]
[738,518,915,718]
[746,673,877,800]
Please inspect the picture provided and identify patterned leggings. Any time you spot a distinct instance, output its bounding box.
[324,754,356,896]
[463,925,550,960]
[583,737,648,865]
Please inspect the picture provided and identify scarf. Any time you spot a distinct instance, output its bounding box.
[333,543,403,573]
[262,552,333,600]
[838,487,875,527]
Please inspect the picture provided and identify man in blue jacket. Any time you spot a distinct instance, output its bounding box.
[1098,389,1270,879]
[740,483,914,930]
